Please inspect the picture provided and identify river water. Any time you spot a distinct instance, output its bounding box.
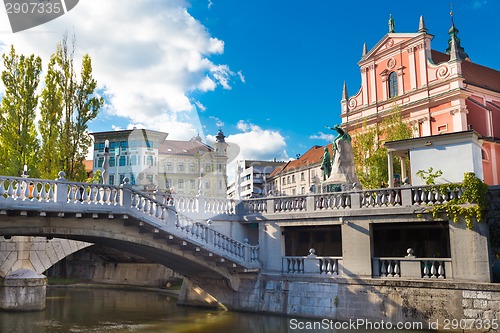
[0,287,433,333]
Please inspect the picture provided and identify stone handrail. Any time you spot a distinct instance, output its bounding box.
[0,175,259,267]
[171,194,238,216]
[242,184,466,215]
[372,257,452,279]
[282,256,342,275]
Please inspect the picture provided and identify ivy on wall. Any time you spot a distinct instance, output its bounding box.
[428,172,488,230]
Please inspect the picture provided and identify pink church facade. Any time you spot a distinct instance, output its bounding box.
[341,16,500,185]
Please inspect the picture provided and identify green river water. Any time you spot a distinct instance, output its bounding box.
[0,287,434,333]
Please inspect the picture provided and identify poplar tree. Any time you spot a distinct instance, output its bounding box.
[38,54,63,179]
[44,34,103,181]
[0,46,42,176]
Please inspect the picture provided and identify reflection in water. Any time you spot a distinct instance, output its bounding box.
[0,287,432,333]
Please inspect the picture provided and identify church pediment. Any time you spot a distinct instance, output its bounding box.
[359,33,422,65]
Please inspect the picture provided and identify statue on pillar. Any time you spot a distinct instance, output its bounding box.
[323,124,361,191]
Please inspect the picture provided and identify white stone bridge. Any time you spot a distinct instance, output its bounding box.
[0,174,259,292]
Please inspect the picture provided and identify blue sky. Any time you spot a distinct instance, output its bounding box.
[0,0,498,170]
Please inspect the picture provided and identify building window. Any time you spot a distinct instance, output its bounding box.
[146,156,153,166]
[97,157,104,167]
[301,172,305,181]
[190,179,195,189]
[130,155,137,166]
[205,163,211,173]
[146,174,153,184]
[120,141,128,149]
[190,163,196,172]
[437,124,448,133]
[292,189,296,195]
[178,179,184,189]
[301,187,305,194]
[166,162,172,171]
[482,149,489,160]
[388,71,398,98]
[109,156,115,167]
[292,175,296,183]
[178,162,184,172]
[119,174,126,184]
[119,156,126,166]
[218,164,222,172]
[130,173,136,185]
[287,176,290,184]
[166,180,170,189]
[109,174,115,185]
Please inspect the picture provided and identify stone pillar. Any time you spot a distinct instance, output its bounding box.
[341,219,372,277]
[0,269,47,311]
[388,151,394,187]
[400,157,407,181]
[448,219,491,282]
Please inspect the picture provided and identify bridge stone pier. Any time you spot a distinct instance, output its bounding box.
[0,236,90,310]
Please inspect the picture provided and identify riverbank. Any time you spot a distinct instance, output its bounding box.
[47,278,181,298]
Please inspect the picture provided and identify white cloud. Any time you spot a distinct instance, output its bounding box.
[472,1,487,9]
[195,101,207,111]
[0,0,239,140]
[209,116,224,128]
[237,70,246,83]
[309,132,334,142]
[207,121,288,184]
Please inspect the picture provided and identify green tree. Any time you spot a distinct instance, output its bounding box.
[0,45,42,176]
[38,54,63,179]
[352,106,413,189]
[51,34,103,181]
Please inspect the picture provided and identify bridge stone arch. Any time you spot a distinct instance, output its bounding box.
[0,236,91,277]
[0,211,247,290]
[0,177,260,292]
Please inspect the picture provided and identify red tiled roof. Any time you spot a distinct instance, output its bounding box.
[269,143,333,178]
[431,50,500,93]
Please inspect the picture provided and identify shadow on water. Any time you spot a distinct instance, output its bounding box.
[0,287,432,333]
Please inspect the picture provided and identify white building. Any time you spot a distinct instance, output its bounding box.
[91,128,228,197]
[267,145,332,196]
[91,129,168,190]
[158,130,228,197]
[227,160,284,199]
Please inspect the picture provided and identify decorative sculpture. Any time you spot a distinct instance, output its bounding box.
[323,124,361,191]
[320,147,332,181]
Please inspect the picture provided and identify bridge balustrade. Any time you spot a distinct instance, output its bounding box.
[372,257,452,279]
[0,175,259,268]
[242,184,466,215]
[282,256,342,275]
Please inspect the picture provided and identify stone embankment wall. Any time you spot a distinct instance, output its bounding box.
[180,274,500,332]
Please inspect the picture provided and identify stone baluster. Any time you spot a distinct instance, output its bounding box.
[387,261,394,277]
[437,261,445,278]
[54,172,68,203]
[393,261,400,277]
[422,261,430,278]
[380,260,387,277]
[430,261,437,278]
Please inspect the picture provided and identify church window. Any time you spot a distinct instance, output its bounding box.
[388,71,398,98]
